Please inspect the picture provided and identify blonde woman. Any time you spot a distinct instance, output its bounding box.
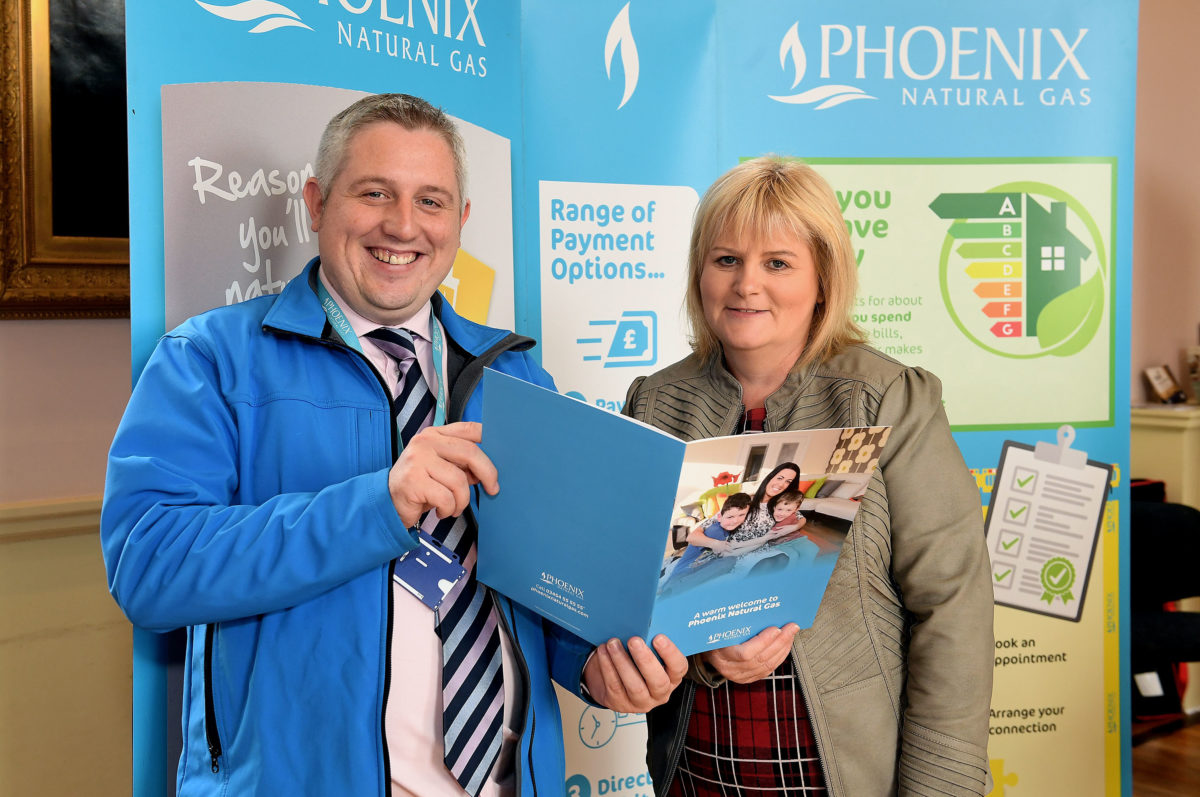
[626,157,994,796]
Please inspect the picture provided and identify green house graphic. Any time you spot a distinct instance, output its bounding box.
[1025,198,1091,337]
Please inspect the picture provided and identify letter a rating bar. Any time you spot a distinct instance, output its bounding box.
[929,193,1024,219]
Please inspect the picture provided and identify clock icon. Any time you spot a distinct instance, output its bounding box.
[578,707,618,748]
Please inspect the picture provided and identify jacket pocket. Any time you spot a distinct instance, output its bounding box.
[203,623,223,774]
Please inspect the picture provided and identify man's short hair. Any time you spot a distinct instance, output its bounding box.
[720,492,753,513]
[315,93,468,206]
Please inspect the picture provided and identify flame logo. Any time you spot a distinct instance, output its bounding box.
[768,21,875,110]
[195,0,312,34]
[604,2,640,109]
[780,22,806,88]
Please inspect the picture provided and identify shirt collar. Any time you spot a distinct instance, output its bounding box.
[317,268,434,343]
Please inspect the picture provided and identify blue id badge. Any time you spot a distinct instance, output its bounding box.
[393,530,466,611]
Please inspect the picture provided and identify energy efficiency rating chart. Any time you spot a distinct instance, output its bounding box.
[808,159,1115,430]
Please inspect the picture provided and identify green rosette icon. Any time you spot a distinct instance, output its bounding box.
[1039,556,1077,605]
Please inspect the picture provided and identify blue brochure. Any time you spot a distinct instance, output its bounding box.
[477,369,887,655]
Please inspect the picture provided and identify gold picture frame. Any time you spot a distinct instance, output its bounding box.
[0,0,129,319]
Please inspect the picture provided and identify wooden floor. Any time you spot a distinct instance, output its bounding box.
[1132,716,1200,796]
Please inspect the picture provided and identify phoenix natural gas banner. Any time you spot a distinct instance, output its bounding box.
[126,2,1137,796]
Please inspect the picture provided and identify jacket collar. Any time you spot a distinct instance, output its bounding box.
[262,257,526,357]
[700,350,819,426]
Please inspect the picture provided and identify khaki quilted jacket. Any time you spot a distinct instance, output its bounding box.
[626,345,994,796]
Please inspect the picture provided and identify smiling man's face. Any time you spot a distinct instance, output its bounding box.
[302,121,469,326]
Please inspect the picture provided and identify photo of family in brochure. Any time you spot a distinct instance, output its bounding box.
[655,426,891,602]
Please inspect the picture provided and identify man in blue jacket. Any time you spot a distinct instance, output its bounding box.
[101,93,685,797]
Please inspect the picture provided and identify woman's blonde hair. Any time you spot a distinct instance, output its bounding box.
[685,156,867,370]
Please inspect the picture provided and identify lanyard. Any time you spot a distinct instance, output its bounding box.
[317,281,449,439]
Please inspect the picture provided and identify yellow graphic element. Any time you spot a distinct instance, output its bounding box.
[1103,500,1122,796]
[966,261,1024,278]
[1109,461,1121,488]
[974,467,997,522]
[987,759,1019,796]
[971,467,997,494]
[439,248,495,324]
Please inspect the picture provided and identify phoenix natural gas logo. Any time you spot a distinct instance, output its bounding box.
[194,0,489,77]
[195,0,312,32]
[540,571,584,598]
[604,3,639,109]
[769,22,876,109]
[933,182,1107,359]
[708,626,753,644]
[769,20,1091,110]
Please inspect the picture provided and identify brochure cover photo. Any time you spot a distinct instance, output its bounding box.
[476,369,889,654]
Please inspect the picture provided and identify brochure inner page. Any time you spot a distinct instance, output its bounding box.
[647,427,888,652]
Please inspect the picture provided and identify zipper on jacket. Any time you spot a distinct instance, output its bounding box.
[352,337,397,794]
[659,681,695,795]
[487,544,535,794]
[445,331,535,423]
[203,623,222,774]
[790,647,834,794]
[380,559,396,792]
[315,335,399,793]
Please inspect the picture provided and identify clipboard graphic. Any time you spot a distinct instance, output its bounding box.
[985,425,1112,621]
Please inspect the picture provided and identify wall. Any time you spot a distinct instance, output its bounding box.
[0,320,130,502]
[0,319,132,797]
[1131,0,1200,402]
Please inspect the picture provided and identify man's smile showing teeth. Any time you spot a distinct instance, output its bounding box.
[370,248,417,266]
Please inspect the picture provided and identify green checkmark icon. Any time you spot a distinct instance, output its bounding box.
[1016,474,1035,488]
[994,569,1012,582]
[1001,536,1019,551]
[1009,505,1027,519]
[1048,565,1069,588]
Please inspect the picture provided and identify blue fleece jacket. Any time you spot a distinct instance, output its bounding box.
[101,260,591,796]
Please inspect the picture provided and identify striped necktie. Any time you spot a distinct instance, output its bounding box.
[367,328,435,442]
[366,327,505,797]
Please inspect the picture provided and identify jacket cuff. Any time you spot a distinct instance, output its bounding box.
[898,719,990,795]
[576,650,605,708]
[367,468,419,554]
[687,653,726,688]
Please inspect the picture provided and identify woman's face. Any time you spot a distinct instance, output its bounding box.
[699,226,821,366]
[765,468,798,498]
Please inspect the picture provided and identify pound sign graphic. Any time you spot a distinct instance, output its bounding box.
[608,317,649,359]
